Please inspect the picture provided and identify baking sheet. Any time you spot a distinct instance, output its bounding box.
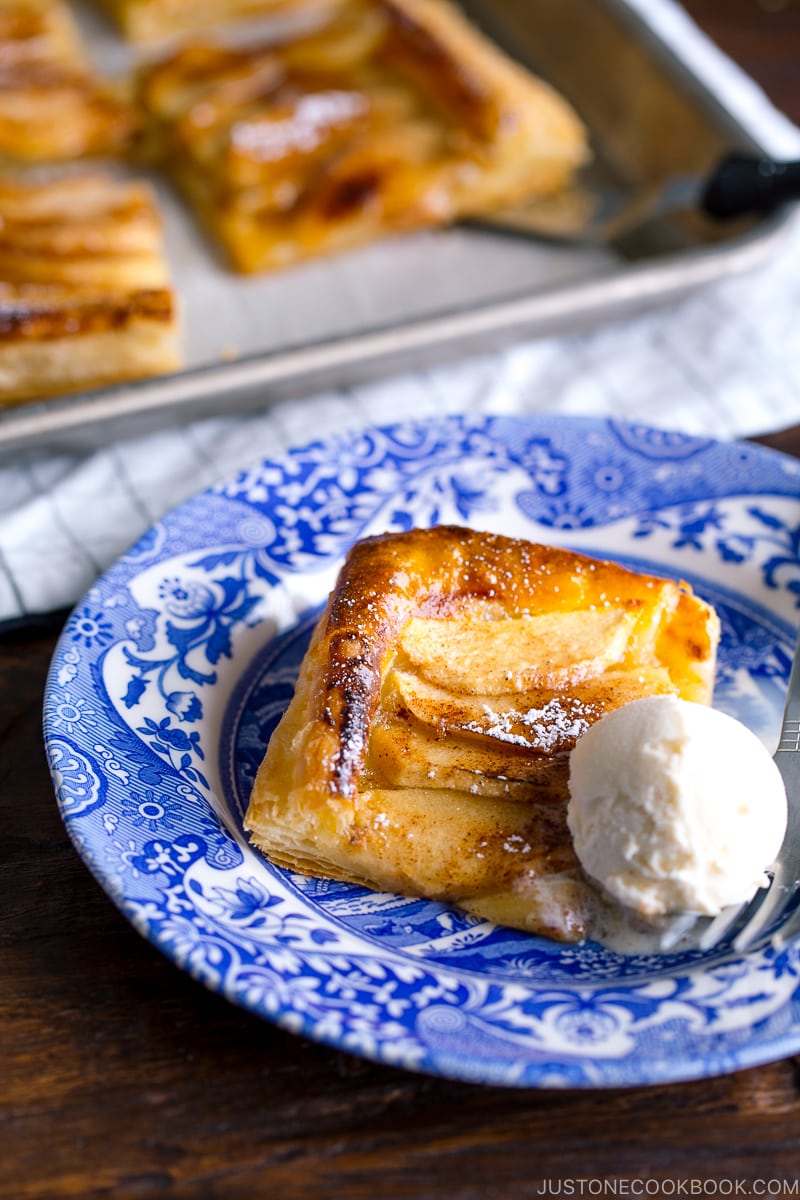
[0,0,792,457]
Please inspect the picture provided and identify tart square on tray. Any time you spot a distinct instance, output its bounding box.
[0,171,181,405]
[139,0,589,272]
[245,526,720,942]
[0,0,136,162]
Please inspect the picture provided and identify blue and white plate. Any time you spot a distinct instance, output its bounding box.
[44,414,800,1087]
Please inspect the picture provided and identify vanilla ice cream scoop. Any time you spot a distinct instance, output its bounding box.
[567,695,788,917]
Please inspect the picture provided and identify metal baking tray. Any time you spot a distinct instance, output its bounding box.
[0,0,793,459]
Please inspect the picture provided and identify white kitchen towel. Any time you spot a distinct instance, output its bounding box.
[1,0,800,623]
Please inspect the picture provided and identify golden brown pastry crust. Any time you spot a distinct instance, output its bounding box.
[139,0,589,272]
[245,526,720,942]
[0,172,181,405]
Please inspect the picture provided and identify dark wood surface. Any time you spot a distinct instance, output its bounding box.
[4,5,800,1197]
[682,0,800,126]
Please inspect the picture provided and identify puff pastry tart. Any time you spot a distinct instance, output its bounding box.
[245,526,720,942]
[139,0,588,272]
[0,172,181,405]
[0,0,136,162]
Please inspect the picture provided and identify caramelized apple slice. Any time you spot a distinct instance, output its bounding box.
[398,609,643,694]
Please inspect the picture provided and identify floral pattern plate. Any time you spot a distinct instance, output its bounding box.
[44,414,800,1088]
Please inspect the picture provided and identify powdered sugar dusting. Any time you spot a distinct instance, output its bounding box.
[464,698,596,752]
[232,91,368,162]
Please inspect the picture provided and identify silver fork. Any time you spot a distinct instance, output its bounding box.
[686,635,800,955]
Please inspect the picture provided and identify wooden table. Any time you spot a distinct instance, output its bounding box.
[4,5,800,1197]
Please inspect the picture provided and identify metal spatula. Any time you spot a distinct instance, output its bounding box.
[475,153,800,247]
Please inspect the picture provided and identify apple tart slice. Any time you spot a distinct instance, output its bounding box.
[0,0,136,163]
[139,0,588,272]
[0,171,181,405]
[245,526,720,942]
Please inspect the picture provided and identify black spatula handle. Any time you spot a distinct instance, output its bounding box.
[702,152,800,219]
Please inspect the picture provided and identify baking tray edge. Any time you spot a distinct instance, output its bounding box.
[0,0,795,460]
